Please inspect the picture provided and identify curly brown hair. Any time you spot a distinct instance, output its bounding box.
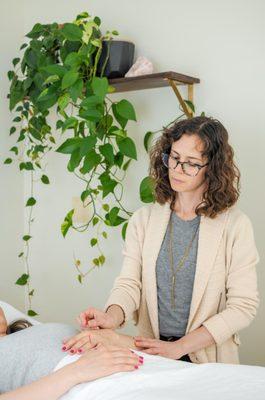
[148,116,241,218]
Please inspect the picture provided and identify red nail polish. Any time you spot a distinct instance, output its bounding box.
[139,359,143,364]
[134,365,139,369]
[139,356,144,360]
[77,349,83,353]
[70,349,75,354]
[62,346,67,351]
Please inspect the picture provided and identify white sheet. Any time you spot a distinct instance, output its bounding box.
[55,351,265,400]
[0,300,40,326]
[1,300,264,399]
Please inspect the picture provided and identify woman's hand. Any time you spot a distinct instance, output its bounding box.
[0,307,7,337]
[77,307,118,329]
[134,336,185,360]
[71,343,144,384]
[62,328,121,354]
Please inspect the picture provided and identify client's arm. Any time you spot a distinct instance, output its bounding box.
[0,344,141,400]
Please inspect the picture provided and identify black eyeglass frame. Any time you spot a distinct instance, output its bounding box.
[161,152,209,177]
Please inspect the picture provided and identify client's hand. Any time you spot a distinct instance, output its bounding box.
[77,307,117,329]
[69,343,143,384]
[134,336,185,360]
[62,328,121,354]
[0,307,7,337]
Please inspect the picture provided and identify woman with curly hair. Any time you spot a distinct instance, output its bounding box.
[69,116,259,365]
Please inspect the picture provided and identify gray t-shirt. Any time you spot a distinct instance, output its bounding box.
[156,211,200,337]
[0,323,78,393]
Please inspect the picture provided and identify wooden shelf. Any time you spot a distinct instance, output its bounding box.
[109,71,200,93]
[109,71,200,118]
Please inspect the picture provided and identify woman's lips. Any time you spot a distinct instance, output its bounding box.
[172,177,184,183]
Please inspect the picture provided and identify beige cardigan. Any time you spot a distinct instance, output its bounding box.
[105,201,260,364]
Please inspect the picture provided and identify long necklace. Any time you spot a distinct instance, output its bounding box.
[168,211,200,310]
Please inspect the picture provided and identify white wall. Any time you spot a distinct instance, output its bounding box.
[0,1,25,309]
[1,0,264,366]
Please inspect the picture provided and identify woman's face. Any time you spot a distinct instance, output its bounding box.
[168,133,208,194]
[0,307,7,337]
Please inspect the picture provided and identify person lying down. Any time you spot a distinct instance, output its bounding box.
[0,304,144,399]
[0,302,265,400]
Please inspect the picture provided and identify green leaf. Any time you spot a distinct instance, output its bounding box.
[61,23,83,41]
[91,77,108,100]
[122,159,132,171]
[56,136,96,155]
[99,172,118,198]
[28,309,38,316]
[12,57,20,67]
[102,204,109,211]
[26,197,36,207]
[99,143,114,165]
[80,149,101,174]
[44,74,60,84]
[102,231,107,239]
[10,146,18,155]
[4,158,12,164]
[41,175,50,184]
[23,235,32,241]
[116,137,137,160]
[90,238,97,247]
[77,274,82,284]
[116,99,136,121]
[122,222,128,240]
[92,217,99,226]
[144,131,154,152]
[58,92,70,110]
[81,189,92,202]
[9,80,24,110]
[98,254,105,265]
[18,252,24,258]
[41,64,67,78]
[184,100,195,113]
[61,209,74,237]
[93,258,99,266]
[106,207,126,226]
[140,176,155,203]
[16,273,29,286]
[7,70,15,81]
[61,71,79,90]
[10,126,16,135]
[61,117,78,132]
[69,79,83,102]
[29,289,34,296]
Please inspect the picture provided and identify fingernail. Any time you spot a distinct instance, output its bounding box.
[139,356,144,361]
[77,349,83,353]
[70,349,75,354]
[134,365,139,369]
[139,359,144,364]
[62,346,67,351]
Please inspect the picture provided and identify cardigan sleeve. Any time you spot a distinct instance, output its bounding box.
[202,213,260,345]
[104,206,147,325]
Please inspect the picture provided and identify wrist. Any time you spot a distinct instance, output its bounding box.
[174,337,187,357]
[106,305,125,328]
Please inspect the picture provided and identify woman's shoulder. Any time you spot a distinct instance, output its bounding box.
[225,205,254,232]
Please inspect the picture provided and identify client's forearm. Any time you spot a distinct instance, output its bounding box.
[0,363,78,400]
[178,326,215,355]
[115,332,138,349]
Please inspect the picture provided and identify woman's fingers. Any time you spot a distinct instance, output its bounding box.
[70,336,95,354]
[62,331,89,351]
[134,338,157,348]
[141,348,159,355]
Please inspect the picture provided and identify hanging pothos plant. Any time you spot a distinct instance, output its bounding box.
[4,10,192,316]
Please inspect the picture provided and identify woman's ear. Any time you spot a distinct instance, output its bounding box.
[0,307,7,337]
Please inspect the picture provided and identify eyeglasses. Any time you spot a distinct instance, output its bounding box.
[162,152,209,177]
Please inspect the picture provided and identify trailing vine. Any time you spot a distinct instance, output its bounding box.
[4,10,195,315]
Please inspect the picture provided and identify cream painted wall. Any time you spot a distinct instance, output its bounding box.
[1,0,264,366]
